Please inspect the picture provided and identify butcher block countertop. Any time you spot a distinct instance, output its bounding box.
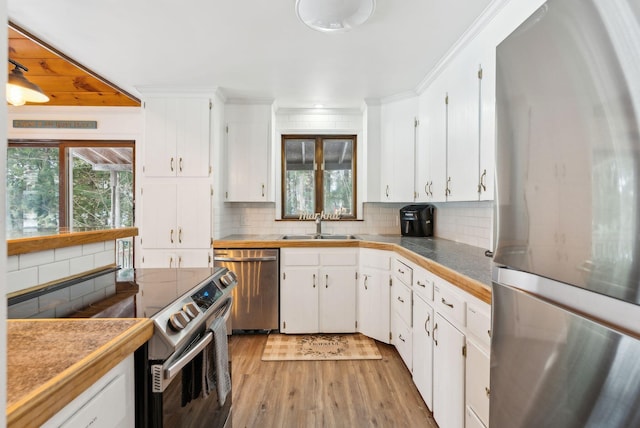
[214,234,493,304]
[7,227,138,256]
[6,318,153,428]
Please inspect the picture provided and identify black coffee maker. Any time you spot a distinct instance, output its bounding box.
[400,204,435,237]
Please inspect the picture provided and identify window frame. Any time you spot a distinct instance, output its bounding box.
[7,139,135,228]
[280,134,357,220]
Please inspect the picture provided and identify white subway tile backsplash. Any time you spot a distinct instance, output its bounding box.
[20,250,55,269]
[82,242,105,255]
[104,240,116,250]
[70,255,95,276]
[55,245,83,261]
[70,279,96,300]
[39,260,71,284]
[7,268,38,294]
[83,288,107,306]
[7,255,19,272]
[94,249,116,267]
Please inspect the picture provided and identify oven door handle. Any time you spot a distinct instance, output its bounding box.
[164,332,213,380]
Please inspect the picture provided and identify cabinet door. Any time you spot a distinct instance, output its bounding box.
[140,250,177,268]
[380,97,417,202]
[176,182,212,249]
[280,267,319,333]
[422,80,447,202]
[478,40,496,201]
[358,269,390,344]
[141,182,177,249]
[466,339,490,427]
[226,120,270,201]
[175,97,211,178]
[319,266,356,333]
[144,98,178,177]
[391,311,412,370]
[433,313,465,428]
[446,51,480,202]
[176,249,214,268]
[413,295,434,411]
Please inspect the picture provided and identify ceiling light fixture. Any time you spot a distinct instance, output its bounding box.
[7,59,50,106]
[295,0,376,33]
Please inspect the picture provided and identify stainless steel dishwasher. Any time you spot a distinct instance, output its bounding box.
[213,248,279,332]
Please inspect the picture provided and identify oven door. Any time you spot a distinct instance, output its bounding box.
[149,300,232,428]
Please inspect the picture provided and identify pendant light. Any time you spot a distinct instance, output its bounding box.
[295,0,376,33]
[7,59,50,106]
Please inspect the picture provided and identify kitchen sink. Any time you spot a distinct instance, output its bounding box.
[280,234,359,240]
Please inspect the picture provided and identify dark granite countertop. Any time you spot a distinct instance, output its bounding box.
[214,234,493,303]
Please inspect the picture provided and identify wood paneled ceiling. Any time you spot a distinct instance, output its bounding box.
[7,25,140,107]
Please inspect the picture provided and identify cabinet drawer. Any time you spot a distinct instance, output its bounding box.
[392,282,412,327]
[392,312,412,370]
[434,282,466,327]
[392,258,413,286]
[320,251,357,266]
[467,304,491,349]
[413,267,434,302]
[361,249,391,270]
[282,251,320,266]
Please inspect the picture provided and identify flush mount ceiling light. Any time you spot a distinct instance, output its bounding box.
[295,0,376,33]
[7,58,50,106]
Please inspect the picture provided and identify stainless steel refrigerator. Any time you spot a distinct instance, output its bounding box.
[492,0,640,427]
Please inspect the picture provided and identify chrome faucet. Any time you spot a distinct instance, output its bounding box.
[315,216,322,236]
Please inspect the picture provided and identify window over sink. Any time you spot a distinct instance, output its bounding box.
[281,135,356,219]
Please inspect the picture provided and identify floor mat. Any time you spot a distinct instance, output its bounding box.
[261,333,382,361]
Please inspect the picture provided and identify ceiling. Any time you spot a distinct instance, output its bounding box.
[8,27,140,107]
[7,0,494,108]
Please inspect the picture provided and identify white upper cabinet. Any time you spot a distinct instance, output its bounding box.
[416,80,447,202]
[377,96,418,203]
[143,97,211,178]
[225,103,272,202]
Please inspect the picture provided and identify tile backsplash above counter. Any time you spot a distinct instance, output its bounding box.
[216,201,493,251]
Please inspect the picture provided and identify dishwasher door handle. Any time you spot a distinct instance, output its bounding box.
[214,256,278,262]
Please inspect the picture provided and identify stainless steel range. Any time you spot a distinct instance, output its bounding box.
[8,266,238,428]
[133,267,238,428]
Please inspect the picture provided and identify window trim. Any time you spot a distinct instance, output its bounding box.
[8,139,135,228]
[280,134,357,220]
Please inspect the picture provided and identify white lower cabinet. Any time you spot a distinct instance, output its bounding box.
[412,293,434,411]
[280,248,357,334]
[358,249,391,343]
[466,405,487,428]
[42,355,135,428]
[466,339,490,427]
[433,312,466,428]
[140,249,213,268]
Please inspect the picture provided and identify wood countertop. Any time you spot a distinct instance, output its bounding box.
[6,318,153,428]
[213,235,493,304]
[7,227,138,256]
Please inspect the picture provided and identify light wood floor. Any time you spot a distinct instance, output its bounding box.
[229,334,438,428]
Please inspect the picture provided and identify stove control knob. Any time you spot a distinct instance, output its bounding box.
[182,302,199,319]
[169,311,190,331]
[220,271,237,288]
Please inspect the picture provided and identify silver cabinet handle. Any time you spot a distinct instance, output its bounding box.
[169,256,174,268]
[485,387,491,397]
[325,274,329,288]
[313,273,316,288]
[428,181,433,196]
[433,322,439,346]
[170,157,174,172]
[178,256,182,268]
[425,314,431,337]
[445,177,452,196]
[416,280,426,288]
[170,229,174,244]
[364,276,368,290]
[478,169,487,193]
[441,297,454,308]
[398,334,406,342]
[179,157,183,172]
[397,296,405,303]
[261,183,265,197]
[178,227,182,244]
[385,185,390,198]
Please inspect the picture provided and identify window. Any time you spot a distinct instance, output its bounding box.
[282,135,356,219]
[7,140,135,235]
